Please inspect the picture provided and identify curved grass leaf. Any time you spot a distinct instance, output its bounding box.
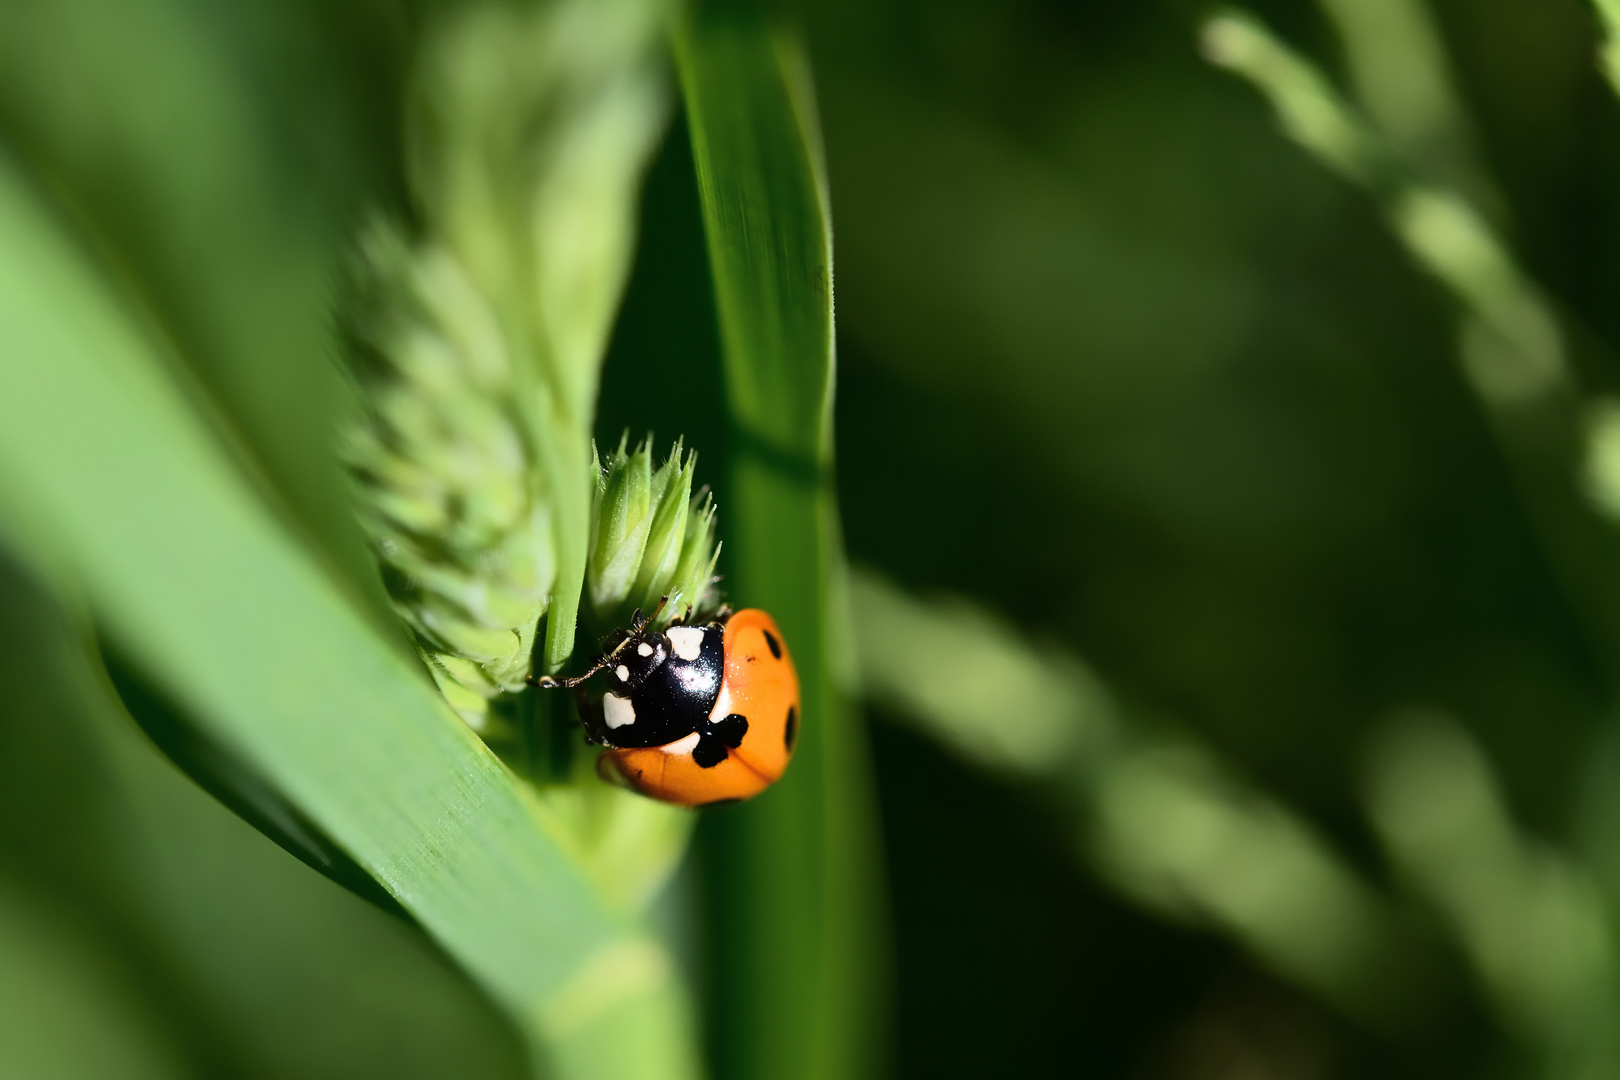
[678,18,888,1080]
[0,0,398,634]
[0,156,697,1080]
[0,555,530,1080]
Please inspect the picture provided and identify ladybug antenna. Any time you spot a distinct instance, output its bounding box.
[529,643,623,690]
[529,657,613,690]
[529,595,674,691]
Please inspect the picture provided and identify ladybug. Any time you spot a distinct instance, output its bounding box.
[534,606,800,806]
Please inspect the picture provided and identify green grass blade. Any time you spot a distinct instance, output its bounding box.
[0,557,529,1079]
[0,157,697,1080]
[678,19,887,1080]
[0,0,395,630]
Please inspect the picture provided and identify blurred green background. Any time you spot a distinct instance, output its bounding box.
[815,0,1620,1074]
[5,0,1620,1076]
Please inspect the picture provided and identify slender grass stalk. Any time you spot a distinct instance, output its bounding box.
[1364,714,1620,1073]
[1200,13,1620,676]
[1202,4,1620,746]
[849,568,1421,1030]
[1581,10,1620,538]
[855,566,1620,1070]
[1204,15,1620,1068]
[1202,0,1620,786]
[679,18,889,1080]
[1312,0,1490,206]
[1202,11,1570,411]
[1594,0,1620,98]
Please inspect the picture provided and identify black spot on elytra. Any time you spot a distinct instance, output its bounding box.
[784,706,798,752]
[712,713,748,748]
[762,628,782,659]
[692,733,728,768]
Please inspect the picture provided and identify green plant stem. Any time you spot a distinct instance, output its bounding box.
[679,18,888,1080]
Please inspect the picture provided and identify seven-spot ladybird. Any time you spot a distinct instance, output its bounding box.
[534,607,800,806]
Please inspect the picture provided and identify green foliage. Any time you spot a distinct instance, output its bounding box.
[343,222,556,721]
[1195,31,1620,1070]
[1600,0,1620,96]
[343,0,673,727]
[0,148,700,1079]
[0,0,875,1073]
[0,560,529,1080]
[849,568,1419,1029]
[1203,8,1568,410]
[585,435,719,637]
[678,18,887,1080]
[11,0,1620,1077]
[806,0,1620,1072]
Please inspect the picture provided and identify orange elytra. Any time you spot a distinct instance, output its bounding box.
[538,608,800,806]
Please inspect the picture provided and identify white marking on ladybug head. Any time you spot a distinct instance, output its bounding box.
[667,626,704,661]
[615,664,630,681]
[637,641,653,657]
[603,693,637,729]
[664,731,701,755]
